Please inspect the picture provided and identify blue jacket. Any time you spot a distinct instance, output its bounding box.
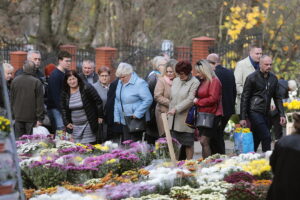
[114,72,153,125]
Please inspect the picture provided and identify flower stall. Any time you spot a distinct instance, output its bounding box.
[16,133,274,200]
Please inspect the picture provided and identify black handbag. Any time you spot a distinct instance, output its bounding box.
[120,85,146,133]
[196,112,215,128]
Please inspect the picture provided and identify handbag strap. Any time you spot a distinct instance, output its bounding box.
[120,84,124,112]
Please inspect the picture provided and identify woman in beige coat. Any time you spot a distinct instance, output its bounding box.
[154,59,177,136]
[168,60,200,160]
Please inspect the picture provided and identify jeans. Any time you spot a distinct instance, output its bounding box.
[47,108,64,131]
[249,112,271,152]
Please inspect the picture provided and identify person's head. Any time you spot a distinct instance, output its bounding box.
[175,60,192,81]
[249,44,262,62]
[63,70,84,92]
[195,59,216,82]
[45,63,56,78]
[57,51,72,71]
[97,66,111,85]
[164,59,177,80]
[206,53,220,70]
[27,50,41,68]
[2,63,14,81]
[23,60,36,75]
[259,55,272,74]
[152,56,168,74]
[288,80,297,92]
[116,62,133,84]
[293,113,300,133]
[82,60,95,76]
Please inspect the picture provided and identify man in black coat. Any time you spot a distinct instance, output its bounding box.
[240,55,286,152]
[207,53,237,154]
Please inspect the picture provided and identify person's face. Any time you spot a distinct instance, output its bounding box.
[99,71,110,85]
[29,53,41,68]
[67,75,79,88]
[4,68,13,81]
[82,63,94,76]
[166,67,175,80]
[260,57,272,74]
[119,74,131,84]
[59,57,72,70]
[178,72,188,81]
[249,48,262,62]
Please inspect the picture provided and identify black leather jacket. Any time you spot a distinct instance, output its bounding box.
[240,71,285,120]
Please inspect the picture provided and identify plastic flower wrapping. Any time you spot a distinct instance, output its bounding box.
[18,133,274,200]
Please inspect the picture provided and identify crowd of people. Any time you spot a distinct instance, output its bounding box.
[0,44,298,160]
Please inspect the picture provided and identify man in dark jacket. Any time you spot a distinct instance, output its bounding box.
[240,55,286,152]
[47,51,71,131]
[10,61,45,138]
[207,53,237,154]
[79,60,98,84]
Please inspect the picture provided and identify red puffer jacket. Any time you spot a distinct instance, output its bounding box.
[194,77,223,116]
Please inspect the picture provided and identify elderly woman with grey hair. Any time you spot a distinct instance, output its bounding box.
[114,62,153,141]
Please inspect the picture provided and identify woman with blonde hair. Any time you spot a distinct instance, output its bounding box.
[193,60,223,159]
[154,59,177,136]
[0,63,14,116]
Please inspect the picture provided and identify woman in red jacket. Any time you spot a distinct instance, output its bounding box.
[193,60,223,158]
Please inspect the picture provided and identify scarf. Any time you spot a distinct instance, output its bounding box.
[163,75,173,86]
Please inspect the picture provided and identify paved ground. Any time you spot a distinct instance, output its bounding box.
[193,139,275,159]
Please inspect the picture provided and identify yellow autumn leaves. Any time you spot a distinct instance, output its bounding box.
[223,3,266,42]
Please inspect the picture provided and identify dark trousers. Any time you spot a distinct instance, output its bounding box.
[14,121,35,138]
[249,112,271,152]
[210,115,231,154]
[270,113,283,140]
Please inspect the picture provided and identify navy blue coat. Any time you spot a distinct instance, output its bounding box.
[215,65,237,116]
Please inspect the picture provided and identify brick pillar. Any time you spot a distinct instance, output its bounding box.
[9,51,27,75]
[192,36,215,73]
[95,47,118,81]
[175,46,191,61]
[60,44,77,71]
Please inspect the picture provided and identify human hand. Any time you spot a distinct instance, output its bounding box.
[280,117,286,125]
[66,123,73,129]
[240,120,247,127]
[193,98,198,104]
[98,118,103,124]
[167,108,176,115]
[36,121,42,127]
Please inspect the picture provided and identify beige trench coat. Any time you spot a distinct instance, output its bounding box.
[234,56,255,114]
[154,77,171,136]
[168,76,200,133]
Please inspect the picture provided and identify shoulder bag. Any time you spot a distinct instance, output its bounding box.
[120,85,146,133]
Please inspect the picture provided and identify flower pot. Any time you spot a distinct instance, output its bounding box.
[0,185,14,195]
[0,143,5,152]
